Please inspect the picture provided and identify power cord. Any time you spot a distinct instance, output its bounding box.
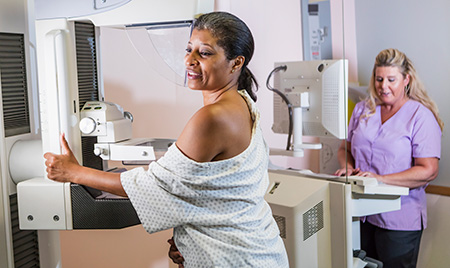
[266,65,293,151]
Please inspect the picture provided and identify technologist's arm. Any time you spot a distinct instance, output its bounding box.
[361,157,439,189]
[44,133,127,197]
[335,140,360,176]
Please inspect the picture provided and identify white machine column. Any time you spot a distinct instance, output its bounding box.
[292,106,305,157]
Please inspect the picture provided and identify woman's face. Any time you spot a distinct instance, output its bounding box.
[184,29,236,91]
[374,66,410,106]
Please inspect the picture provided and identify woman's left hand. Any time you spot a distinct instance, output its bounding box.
[44,133,80,183]
[168,237,184,267]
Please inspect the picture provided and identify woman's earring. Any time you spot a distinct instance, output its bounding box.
[404,84,410,94]
[231,69,235,73]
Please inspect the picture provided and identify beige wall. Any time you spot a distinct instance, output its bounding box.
[418,194,450,267]
[60,227,175,268]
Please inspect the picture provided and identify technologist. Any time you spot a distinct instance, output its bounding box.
[335,48,443,268]
[44,11,289,268]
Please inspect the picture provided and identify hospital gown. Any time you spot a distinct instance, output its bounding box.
[121,90,289,267]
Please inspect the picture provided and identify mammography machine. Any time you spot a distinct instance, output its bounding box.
[16,0,212,227]
[0,0,213,267]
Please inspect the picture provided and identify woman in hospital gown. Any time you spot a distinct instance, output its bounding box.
[335,48,443,268]
[44,11,289,268]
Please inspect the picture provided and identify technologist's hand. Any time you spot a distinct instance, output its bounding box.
[358,171,382,181]
[335,168,383,182]
[334,167,361,177]
[43,133,80,183]
[168,237,185,268]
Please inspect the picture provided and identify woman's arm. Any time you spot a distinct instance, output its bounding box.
[361,157,439,188]
[335,140,360,176]
[44,134,127,197]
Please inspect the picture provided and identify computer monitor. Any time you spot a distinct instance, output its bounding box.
[271,60,348,142]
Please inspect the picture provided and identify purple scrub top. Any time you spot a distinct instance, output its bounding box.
[348,100,441,230]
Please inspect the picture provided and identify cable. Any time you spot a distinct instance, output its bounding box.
[266,65,293,151]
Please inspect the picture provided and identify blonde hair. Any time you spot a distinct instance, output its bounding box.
[363,48,444,130]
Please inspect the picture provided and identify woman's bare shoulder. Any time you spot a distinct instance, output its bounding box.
[175,104,230,162]
[176,99,251,162]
